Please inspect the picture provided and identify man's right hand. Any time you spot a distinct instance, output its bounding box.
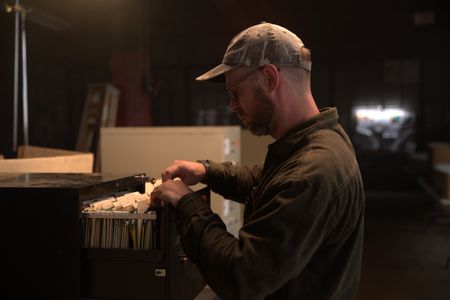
[161,160,207,185]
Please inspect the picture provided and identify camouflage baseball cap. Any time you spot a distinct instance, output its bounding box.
[196,22,311,82]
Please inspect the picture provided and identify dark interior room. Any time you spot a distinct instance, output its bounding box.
[0,0,449,299]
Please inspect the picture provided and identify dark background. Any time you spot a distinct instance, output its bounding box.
[0,1,449,182]
[1,1,450,299]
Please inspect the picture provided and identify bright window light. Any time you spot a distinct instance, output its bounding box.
[351,106,416,152]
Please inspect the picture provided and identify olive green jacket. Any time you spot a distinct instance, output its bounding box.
[176,107,365,300]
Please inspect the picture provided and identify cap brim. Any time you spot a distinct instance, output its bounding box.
[196,64,236,83]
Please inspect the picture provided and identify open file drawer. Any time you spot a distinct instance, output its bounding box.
[82,202,206,300]
[0,173,205,300]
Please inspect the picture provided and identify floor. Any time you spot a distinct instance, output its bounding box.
[196,190,450,300]
[357,190,450,300]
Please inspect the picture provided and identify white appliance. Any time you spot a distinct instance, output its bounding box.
[100,126,242,237]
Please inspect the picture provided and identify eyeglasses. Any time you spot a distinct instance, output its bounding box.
[225,67,263,111]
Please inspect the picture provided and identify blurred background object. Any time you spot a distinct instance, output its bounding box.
[0,0,449,299]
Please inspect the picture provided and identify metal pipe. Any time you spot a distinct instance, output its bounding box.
[13,0,19,151]
[21,9,29,146]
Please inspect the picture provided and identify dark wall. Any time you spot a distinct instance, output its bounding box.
[147,0,450,143]
[0,4,113,156]
[0,0,449,185]
[0,12,14,156]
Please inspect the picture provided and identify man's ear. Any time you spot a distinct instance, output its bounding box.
[262,64,280,92]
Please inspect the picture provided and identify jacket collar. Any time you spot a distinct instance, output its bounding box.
[264,107,339,169]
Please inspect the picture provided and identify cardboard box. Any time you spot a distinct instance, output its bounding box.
[433,163,450,199]
[441,199,450,215]
[427,142,450,182]
[0,145,93,173]
[428,142,450,164]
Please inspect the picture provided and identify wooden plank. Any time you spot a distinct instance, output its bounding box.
[18,145,84,158]
[0,153,93,172]
[76,83,120,172]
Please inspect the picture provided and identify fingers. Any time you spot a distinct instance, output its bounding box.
[162,164,176,182]
[150,185,164,207]
[161,160,205,185]
[150,179,193,208]
[150,196,164,208]
[161,160,186,182]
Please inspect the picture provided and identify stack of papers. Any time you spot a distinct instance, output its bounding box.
[81,179,162,250]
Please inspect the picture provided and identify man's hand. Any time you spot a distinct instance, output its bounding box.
[161,160,206,185]
[150,179,193,208]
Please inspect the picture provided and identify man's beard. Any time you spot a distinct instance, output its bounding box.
[244,86,276,136]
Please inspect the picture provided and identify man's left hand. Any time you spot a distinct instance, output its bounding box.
[150,179,193,208]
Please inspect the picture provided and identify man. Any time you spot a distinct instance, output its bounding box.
[151,22,365,300]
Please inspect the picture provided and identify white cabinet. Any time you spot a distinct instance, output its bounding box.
[240,129,274,165]
[100,126,242,237]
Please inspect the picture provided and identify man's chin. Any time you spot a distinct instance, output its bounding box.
[249,124,271,136]
[239,116,250,127]
[239,117,270,136]
[250,130,265,137]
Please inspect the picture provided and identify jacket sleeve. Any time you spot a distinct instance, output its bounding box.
[202,161,262,203]
[176,177,336,300]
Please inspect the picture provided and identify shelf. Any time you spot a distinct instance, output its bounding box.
[83,248,165,262]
